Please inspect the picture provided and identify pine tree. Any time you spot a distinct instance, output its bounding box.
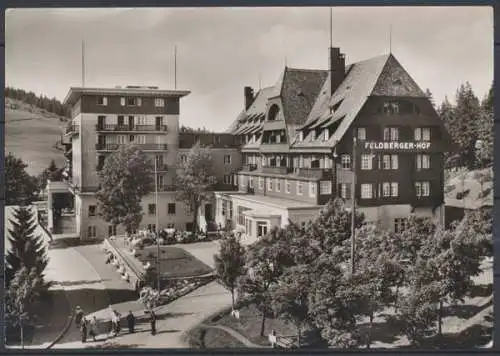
[450,82,481,169]
[425,88,435,108]
[5,206,50,289]
[476,83,493,167]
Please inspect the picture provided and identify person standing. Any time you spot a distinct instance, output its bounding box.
[114,310,122,334]
[80,317,88,343]
[126,311,136,333]
[75,306,84,328]
[150,310,157,335]
[88,316,98,342]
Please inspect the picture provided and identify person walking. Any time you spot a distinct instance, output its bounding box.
[114,310,122,334]
[126,311,136,333]
[75,306,84,328]
[88,316,98,342]
[150,310,157,335]
[80,317,88,343]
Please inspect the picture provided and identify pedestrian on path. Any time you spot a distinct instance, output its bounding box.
[114,310,122,334]
[75,306,84,328]
[80,318,88,343]
[126,311,136,333]
[88,316,98,342]
[150,310,157,335]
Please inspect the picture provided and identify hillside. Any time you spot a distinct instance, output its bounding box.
[444,168,493,209]
[5,98,67,175]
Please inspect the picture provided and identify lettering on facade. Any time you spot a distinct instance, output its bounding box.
[363,141,431,150]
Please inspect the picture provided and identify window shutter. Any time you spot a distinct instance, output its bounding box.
[137,97,142,106]
[120,97,125,106]
[103,97,108,106]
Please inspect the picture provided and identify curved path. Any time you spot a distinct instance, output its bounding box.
[198,324,266,348]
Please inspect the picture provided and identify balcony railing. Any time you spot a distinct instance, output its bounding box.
[65,125,79,136]
[241,164,258,172]
[95,143,168,151]
[261,166,294,175]
[96,124,168,132]
[294,168,333,179]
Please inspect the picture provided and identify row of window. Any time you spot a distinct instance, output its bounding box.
[98,115,165,126]
[341,154,431,170]
[96,96,166,108]
[242,176,331,198]
[88,203,191,217]
[297,126,432,143]
[359,181,431,199]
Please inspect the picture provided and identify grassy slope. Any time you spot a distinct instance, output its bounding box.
[5,98,67,175]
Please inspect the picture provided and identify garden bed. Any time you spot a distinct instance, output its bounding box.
[187,327,246,348]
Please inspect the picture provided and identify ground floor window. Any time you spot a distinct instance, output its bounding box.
[415,181,430,197]
[186,222,193,232]
[108,225,116,237]
[167,223,175,229]
[257,221,268,238]
[339,183,351,199]
[238,206,250,226]
[147,224,156,232]
[88,226,97,238]
[320,181,332,195]
[394,218,408,233]
[361,183,374,199]
[245,218,253,237]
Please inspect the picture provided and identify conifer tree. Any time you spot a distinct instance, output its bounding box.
[5,206,50,290]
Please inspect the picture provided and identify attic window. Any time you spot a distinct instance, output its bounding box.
[298,131,304,142]
[393,79,402,86]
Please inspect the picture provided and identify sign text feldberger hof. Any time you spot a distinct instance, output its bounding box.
[363,141,431,150]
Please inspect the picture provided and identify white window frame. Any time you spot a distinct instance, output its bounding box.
[384,127,399,141]
[120,97,125,106]
[97,96,108,106]
[391,182,399,197]
[416,154,430,170]
[275,178,281,192]
[357,127,367,140]
[320,181,332,195]
[297,182,303,196]
[341,155,351,170]
[361,183,373,199]
[382,182,391,197]
[361,154,373,170]
[285,180,290,194]
[309,182,316,198]
[224,155,231,164]
[340,183,350,199]
[415,181,431,197]
[137,97,142,107]
[155,98,165,107]
[267,179,273,191]
[259,177,264,190]
[415,127,431,141]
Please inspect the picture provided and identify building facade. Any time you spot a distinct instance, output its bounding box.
[215,47,452,244]
[48,86,241,240]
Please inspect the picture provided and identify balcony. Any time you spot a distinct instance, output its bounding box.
[65,125,79,136]
[96,124,168,132]
[95,143,168,151]
[261,166,294,175]
[294,168,333,180]
[241,164,258,172]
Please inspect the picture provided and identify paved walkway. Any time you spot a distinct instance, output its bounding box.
[52,281,232,348]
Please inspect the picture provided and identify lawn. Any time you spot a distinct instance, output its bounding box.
[134,245,214,278]
[208,303,296,347]
[5,99,66,175]
[187,327,246,349]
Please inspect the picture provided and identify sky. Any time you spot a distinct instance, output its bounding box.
[6,7,493,132]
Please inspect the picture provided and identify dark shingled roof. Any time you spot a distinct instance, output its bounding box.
[280,68,328,126]
[228,86,275,134]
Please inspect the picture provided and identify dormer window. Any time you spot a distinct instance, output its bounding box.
[310,130,316,141]
[323,128,329,141]
[298,131,304,142]
[97,96,108,106]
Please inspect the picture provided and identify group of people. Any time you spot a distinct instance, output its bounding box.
[75,306,98,343]
[74,305,158,344]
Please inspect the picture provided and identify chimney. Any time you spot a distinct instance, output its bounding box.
[244,86,255,110]
[329,47,346,95]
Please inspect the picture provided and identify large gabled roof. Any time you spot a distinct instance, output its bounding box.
[228,86,274,134]
[294,54,390,148]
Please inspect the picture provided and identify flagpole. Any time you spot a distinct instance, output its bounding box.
[350,136,357,275]
[155,157,160,291]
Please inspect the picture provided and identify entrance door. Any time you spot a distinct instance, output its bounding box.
[205,204,213,222]
[117,115,124,127]
[128,116,135,130]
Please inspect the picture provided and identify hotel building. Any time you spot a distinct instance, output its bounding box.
[214,47,452,244]
[48,86,241,239]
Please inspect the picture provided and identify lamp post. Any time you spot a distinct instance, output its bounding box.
[154,157,161,291]
[350,136,357,276]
